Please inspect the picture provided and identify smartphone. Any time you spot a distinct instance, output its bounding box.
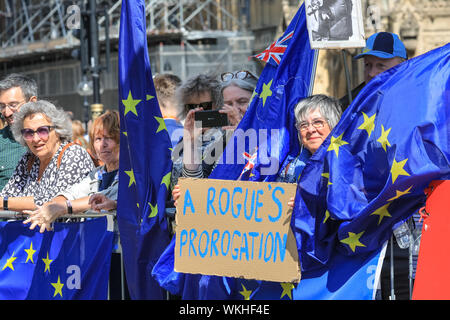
[194,110,228,128]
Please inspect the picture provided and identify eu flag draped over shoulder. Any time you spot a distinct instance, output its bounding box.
[118,0,172,299]
[0,217,113,300]
[291,43,450,297]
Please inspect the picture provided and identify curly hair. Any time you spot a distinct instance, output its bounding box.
[176,73,223,120]
[11,100,72,147]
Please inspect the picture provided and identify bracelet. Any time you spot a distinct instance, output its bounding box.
[3,196,8,211]
[66,200,73,214]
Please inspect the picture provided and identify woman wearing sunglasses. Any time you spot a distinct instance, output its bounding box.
[0,100,94,212]
[21,110,120,232]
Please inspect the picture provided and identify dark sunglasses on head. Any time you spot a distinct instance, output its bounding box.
[221,70,257,82]
[185,101,213,111]
[21,126,56,141]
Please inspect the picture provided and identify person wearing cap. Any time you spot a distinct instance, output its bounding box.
[339,32,407,110]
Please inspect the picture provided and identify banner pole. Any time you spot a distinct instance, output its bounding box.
[308,49,319,96]
[341,49,353,104]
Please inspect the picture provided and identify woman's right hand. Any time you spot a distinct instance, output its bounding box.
[287,196,295,209]
[172,184,181,207]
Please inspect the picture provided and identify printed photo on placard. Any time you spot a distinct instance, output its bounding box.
[305,0,365,49]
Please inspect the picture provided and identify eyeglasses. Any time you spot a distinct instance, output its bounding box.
[221,70,257,82]
[296,118,328,132]
[0,100,26,112]
[185,101,213,111]
[21,126,56,141]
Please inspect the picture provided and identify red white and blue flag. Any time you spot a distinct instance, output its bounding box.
[252,30,294,66]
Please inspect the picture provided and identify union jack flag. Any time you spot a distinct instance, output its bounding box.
[252,30,294,66]
[238,148,258,180]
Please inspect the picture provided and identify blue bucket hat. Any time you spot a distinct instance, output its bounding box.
[354,32,407,60]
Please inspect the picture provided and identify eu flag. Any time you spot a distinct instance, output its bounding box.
[0,217,113,300]
[209,3,317,182]
[293,43,450,275]
[153,3,317,299]
[118,0,172,299]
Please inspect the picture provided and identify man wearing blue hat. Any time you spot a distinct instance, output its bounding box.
[339,32,407,110]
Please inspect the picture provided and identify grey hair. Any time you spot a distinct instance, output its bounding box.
[11,100,72,147]
[0,73,38,100]
[294,94,342,130]
[176,73,223,120]
[221,76,258,95]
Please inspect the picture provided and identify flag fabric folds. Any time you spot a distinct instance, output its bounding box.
[292,43,450,274]
[0,217,113,300]
[118,0,172,299]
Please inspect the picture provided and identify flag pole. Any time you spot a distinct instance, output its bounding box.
[341,49,353,104]
[308,49,319,96]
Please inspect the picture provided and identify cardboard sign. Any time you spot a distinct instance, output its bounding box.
[174,178,300,283]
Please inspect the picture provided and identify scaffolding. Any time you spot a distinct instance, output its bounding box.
[0,0,252,59]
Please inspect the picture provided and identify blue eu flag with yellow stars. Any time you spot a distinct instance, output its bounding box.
[117,0,172,299]
[0,217,113,300]
[209,3,317,182]
[152,3,318,300]
[289,43,450,298]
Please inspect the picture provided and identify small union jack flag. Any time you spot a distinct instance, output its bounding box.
[238,148,258,180]
[252,30,294,66]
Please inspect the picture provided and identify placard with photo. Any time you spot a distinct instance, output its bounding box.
[305,0,365,49]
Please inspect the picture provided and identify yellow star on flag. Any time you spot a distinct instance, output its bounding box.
[51,276,64,298]
[377,125,391,152]
[155,116,167,133]
[340,231,366,252]
[250,90,258,105]
[327,133,349,157]
[161,172,171,189]
[239,284,252,300]
[148,202,158,218]
[390,158,410,183]
[388,186,413,201]
[280,283,295,300]
[24,242,36,264]
[321,172,332,186]
[357,111,376,137]
[125,169,136,187]
[122,90,141,117]
[323,210,331,224]
[146,94,154,101]
[370,203,392,225]
[2,252,17,271]
[260,79,273,106]
[42,252,53,273]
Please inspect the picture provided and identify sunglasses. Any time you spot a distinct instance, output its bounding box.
[185,101,213,111]
[221,70,257,82]
[21,126,56,141]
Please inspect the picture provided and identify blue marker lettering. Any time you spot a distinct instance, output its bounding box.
[254,189,264,222]
[189,229,197,257]
[221,230,231,256]
[183,189,195,215]
[264,232,274,263]
[269,186,284,222]
[231,230,241,260]
[240,233,249,261]
[210,229,220,257]
[179,229,188,256]
[206,187,216,215]
[219,188,230,215]
[198,230,209,258]
[248,232,259,260]
[231,187,243,218]
[274,232,288,262]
